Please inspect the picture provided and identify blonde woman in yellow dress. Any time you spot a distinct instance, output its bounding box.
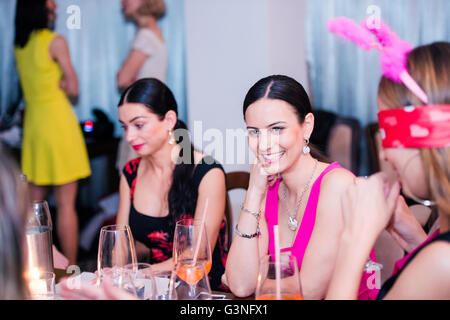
[14,0,91,265]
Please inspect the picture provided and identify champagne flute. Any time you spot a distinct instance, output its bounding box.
[173,219,212,275]
[153,269,178,300]
[255,252,303,300]
[97,225,137,285]
[101,268,139,298]
[124,263,156,300]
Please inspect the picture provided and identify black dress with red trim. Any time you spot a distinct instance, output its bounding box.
[122,156,229,291]
[377,230,450,299]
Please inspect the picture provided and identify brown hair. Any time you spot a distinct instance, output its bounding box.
[137,0,166,19]
[0,146,28,299]
[378,42,450,217]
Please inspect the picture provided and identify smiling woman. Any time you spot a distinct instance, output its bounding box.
[225,75,379,299]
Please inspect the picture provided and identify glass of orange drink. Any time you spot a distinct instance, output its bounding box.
[255,252,303,300]
[171,261,212,300]
[173,219,212,275]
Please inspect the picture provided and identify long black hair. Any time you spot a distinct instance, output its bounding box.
[243,75,328,161]
[15,0,49,48]
[118,78,196,225]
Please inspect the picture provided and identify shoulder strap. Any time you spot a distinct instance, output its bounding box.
[192,156,225,190]
[40,29,57,48]
[377,230,450,299]
[122,158,141,195]
[290,162,342,265]
[265,178,283,254]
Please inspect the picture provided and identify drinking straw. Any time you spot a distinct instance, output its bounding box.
[274,225,281,300]
[193,198,208,265]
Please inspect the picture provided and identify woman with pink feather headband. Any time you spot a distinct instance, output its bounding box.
[326,17,450,299]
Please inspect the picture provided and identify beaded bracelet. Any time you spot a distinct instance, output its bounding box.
[240,204,261,220]
[235,224,261,239]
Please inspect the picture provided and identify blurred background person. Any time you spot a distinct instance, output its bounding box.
[0,145,28,300]
[14,0,91,265]
[116,0,168,174]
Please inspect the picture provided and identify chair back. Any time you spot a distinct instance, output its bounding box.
[224,171,250,248]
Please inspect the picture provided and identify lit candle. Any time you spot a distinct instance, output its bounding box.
[27,268,48,295]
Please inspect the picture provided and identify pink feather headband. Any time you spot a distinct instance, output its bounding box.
[327,17,429,104]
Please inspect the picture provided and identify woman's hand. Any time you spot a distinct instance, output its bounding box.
[53,245,69,270]
[326,173,400,300]
[341,172,400,242]
[385,196,428,253]
[247,158,277,198]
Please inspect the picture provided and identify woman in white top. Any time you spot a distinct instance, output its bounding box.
[116,0,168,172]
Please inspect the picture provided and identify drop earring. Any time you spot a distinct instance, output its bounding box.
[302,138,310,155]
[168,130,175,145]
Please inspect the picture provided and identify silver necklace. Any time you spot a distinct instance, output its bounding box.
[281,159,318,231]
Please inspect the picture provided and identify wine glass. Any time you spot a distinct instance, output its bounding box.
[124,263,156,300]
[255,252,303,300]
[97,225,137,285]
[101,268,139,298]
[173,219,212,275]
[170,261,212,300]
[153,269,178,300]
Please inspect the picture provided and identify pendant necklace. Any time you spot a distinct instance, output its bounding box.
[281,159,318,231]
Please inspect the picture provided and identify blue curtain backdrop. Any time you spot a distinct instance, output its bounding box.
[306,0,450,174]
[0,0,187,137]
[306,0,450,126]
[0,0,20,127]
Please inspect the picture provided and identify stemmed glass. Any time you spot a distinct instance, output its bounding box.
[97,224,138,292]
[169,260,211,300]
[124,263,156,300]
[255,252,303,300]
[173,219,212,274]
[153,269,178,300]
[172,219,212,299]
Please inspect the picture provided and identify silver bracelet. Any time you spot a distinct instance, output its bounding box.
[235,224,261,239]
[241,204,261,220]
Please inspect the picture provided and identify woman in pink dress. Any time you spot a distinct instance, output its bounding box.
[225,75,379,299]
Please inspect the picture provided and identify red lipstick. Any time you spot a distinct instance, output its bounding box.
[132,144,144,151]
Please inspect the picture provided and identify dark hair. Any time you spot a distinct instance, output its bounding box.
[15,0,49,48]
[243,75,328,162]
[118,78,196,225]
[0,145,27,299]
[243,75,313,122]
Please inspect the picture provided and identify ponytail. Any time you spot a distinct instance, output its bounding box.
[167,120,197,226]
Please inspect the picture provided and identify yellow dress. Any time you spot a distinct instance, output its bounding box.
[14,29,91,185]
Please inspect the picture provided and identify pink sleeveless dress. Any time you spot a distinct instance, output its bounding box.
[265,162,379,300]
